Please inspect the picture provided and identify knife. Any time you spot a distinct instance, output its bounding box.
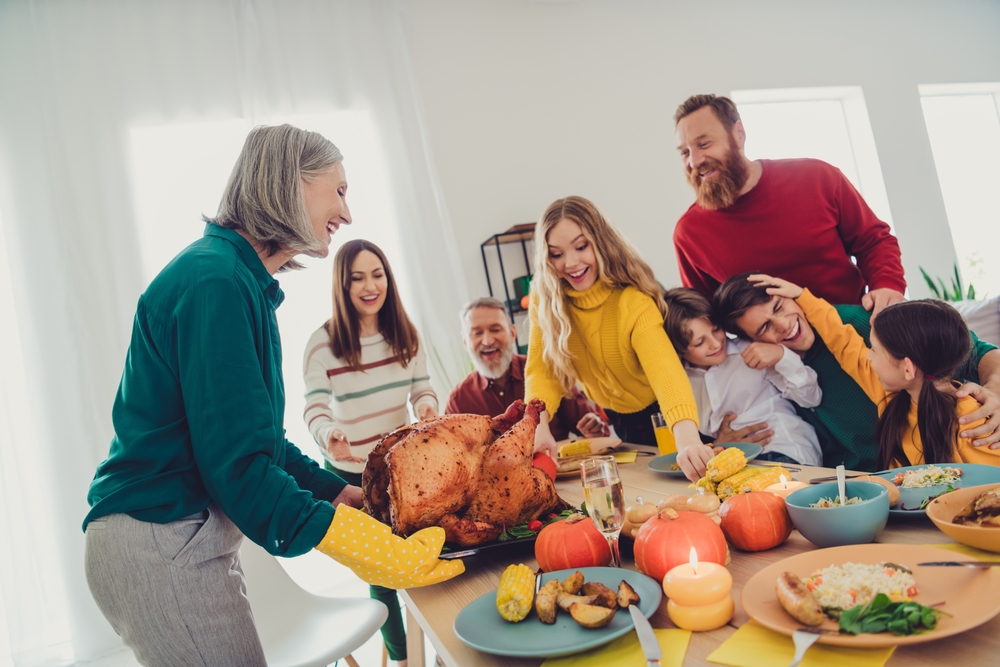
[808,473,866,484]
[917,561,1000,568]
[628,604,662,667]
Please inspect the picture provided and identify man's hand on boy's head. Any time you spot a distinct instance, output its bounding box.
[716,413,773,446]
[741,342,784,370]
[747,274,804,299]
[862,288,905,318]
[957,382,1000,448]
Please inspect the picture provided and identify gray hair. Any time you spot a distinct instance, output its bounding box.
[460,297,511,327]
[204,124,343,271]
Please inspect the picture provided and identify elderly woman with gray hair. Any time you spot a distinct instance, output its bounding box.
[82,125,462,667]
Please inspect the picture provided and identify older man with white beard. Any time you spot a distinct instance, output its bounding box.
[671,94,907,317]
[446,297,609,441]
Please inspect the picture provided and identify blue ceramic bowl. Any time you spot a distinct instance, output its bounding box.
[785,481,890,548]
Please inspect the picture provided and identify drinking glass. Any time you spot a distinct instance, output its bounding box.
[580,455,625,568]
[651,412,677,455]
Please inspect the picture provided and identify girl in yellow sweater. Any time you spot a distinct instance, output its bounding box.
[750,274,995,470]
[525,196,707,480]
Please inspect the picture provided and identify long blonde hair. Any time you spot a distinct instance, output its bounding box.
[532,196,666,395]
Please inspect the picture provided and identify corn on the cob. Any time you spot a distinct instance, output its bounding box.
[496,564,535,622]
[716,467,764,499]
[557,439,592,458]
[691,475,718,495]
[737,467,790,494]
[706,447,747,482]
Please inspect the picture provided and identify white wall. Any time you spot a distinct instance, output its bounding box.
[398,0,1000,299]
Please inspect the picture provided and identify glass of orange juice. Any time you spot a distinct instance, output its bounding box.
[651,412,677,455]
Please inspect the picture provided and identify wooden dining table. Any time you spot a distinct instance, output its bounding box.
[399,444,1000,666]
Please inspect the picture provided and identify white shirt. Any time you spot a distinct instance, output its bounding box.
[685,339,823,466]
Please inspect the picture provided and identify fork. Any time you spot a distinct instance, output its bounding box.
[788,627,827,667]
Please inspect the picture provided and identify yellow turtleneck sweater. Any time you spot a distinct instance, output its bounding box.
[524,280,699,430]
[798,289,996,467]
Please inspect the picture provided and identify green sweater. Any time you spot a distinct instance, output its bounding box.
[796,304,996,471]
[84,225,345,557]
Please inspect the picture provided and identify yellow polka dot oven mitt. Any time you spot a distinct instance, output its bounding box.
[315,506,465,589]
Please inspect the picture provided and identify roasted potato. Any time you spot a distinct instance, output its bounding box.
[775,571,824,626]
[556,591,600,612]
[616,580,640,608]
[560,570,585,594]
[580,581,618,609]
[535,580,561,624]
[569,602,616,628]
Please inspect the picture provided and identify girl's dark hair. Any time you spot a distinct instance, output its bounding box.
[662,287,716,355]
[873,300,970,469]
[327,240,419,372]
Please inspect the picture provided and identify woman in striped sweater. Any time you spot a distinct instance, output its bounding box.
[302,239,436,666]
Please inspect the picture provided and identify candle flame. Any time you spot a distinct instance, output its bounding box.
[779,474,788,485]
[689,546,699,573]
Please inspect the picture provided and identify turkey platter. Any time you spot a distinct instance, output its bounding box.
[362,399,564,546]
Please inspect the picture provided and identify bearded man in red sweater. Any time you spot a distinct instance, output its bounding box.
[672,94,906,316]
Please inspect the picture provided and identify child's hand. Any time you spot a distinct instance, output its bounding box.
[748,273,804,299]
[741,342,785,370]
[417,403,438,421]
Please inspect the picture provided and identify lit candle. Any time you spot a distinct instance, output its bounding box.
[764,474,809,501]
[662,547,734,631]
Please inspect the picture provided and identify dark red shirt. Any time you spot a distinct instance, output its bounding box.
[445,355,602,441]
[673,158,906,304]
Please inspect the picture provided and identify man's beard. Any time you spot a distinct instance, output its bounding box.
[687,135,749,211]
[471,342,516,380]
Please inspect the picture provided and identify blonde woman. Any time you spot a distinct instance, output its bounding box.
[525,196,712,481]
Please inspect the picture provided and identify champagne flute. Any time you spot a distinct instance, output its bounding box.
[580,455,625,568]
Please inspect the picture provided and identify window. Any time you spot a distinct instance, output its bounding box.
[730,86,894,228]
[129,112,403,461]
[919,83,1000,298]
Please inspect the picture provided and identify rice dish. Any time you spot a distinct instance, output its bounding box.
[893,465,962,488]
[809,496,864,508]
[803,562,918,616]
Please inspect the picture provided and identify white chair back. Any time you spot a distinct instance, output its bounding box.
[240,538,388,667]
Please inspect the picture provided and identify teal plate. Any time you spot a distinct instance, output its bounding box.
[453,566,661,658]
[873,463,1000,517]
[648,442,763,476]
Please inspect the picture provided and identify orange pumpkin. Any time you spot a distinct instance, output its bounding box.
[531,452,557,482]
[534,513,611,572]
[633,510,727,582]
[718,491,792,552]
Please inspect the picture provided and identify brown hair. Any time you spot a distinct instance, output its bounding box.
[662,288,716,354]
[713,271,772,338]
[327,240,419,371]
[532,196,666,395]
[872,300,971,469]
[674,94,742,131]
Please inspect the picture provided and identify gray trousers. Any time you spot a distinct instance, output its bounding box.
[84,507,267,667]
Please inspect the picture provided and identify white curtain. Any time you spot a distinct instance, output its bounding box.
[0,1,468,663]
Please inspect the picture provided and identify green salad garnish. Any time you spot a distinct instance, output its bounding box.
[838,593,949,636]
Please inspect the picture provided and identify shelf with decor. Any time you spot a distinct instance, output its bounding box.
[480,223,535,354]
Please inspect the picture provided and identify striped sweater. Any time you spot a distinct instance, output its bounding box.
[302,325,438,475]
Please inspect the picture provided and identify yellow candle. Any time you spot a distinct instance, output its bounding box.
[662,547,732,606]
[667,596,735,631]
[663,547,734,631]
[764,474,809,501]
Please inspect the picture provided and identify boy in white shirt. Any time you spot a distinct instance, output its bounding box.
[663,288,823,465]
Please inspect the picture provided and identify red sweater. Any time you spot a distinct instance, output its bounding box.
[673,158,905,304]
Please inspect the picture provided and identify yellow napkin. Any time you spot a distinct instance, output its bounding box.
[707,621,894,667]
[612,451,638,464]
[921,542,1000,561]
[541,628,690,667]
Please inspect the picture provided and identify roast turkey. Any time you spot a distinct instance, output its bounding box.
[362,399,563,546]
